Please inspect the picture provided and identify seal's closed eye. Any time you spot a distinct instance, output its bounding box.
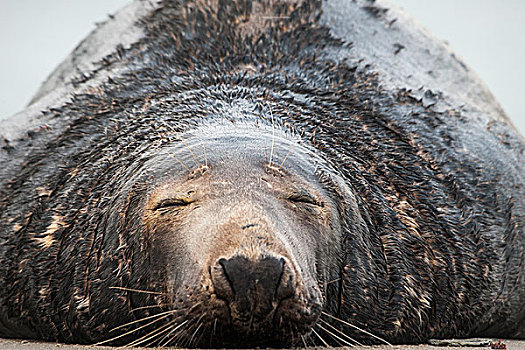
[152,197,194,211]
[286,190,323,207]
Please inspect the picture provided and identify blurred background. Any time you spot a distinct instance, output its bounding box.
[1,0,524,136]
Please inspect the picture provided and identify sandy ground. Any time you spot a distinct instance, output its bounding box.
[0,338,524,350]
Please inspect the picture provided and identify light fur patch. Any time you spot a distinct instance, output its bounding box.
[36,186,52,197]
[33,215,66,249]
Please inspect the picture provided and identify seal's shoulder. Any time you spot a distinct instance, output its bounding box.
[319,0,508,125]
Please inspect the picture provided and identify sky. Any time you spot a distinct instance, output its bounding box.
[1,0,524,136]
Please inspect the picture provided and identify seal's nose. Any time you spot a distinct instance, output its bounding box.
[211,255,295,327]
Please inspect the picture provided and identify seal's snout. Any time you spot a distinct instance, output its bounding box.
[211,255,295,329]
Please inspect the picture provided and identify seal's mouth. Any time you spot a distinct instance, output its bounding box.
[189,253,322,347]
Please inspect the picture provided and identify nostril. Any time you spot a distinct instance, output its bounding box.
[210,258,235,301]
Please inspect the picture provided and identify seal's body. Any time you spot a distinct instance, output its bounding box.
[0,0,524,347]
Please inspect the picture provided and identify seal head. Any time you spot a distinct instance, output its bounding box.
[123,123,352,346]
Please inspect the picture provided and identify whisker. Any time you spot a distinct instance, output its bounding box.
[194,323,208,348]
[182,138,201,167]
[160,327,185,347]
[159,121,194,171]
[319,318,363,346]
[154,300,205,347]
[326,277,342,285]
[278,139,298,170]
[187,313,206,346]
[126,318,179,347]
[202,144,208,168]
[164,319,198,347]
[189,321,204,346]
[321,311,392,346]
[210,318,217,347]
[268,102,276,167]
[156,319,188,347]
[164,149,191,173]
[110,309,177,332]
[311,328,329,347]
[96,310,173,346]
[300,334,308,348]
[317,323,353,347]
[109,286,172,296]
[307,333,316,346]
[187,301,204,314]
[130,303,168,312]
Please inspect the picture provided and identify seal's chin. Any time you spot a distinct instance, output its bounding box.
[198,295,322,348]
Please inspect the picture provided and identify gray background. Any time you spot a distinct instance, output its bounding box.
[1,0,524,136]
